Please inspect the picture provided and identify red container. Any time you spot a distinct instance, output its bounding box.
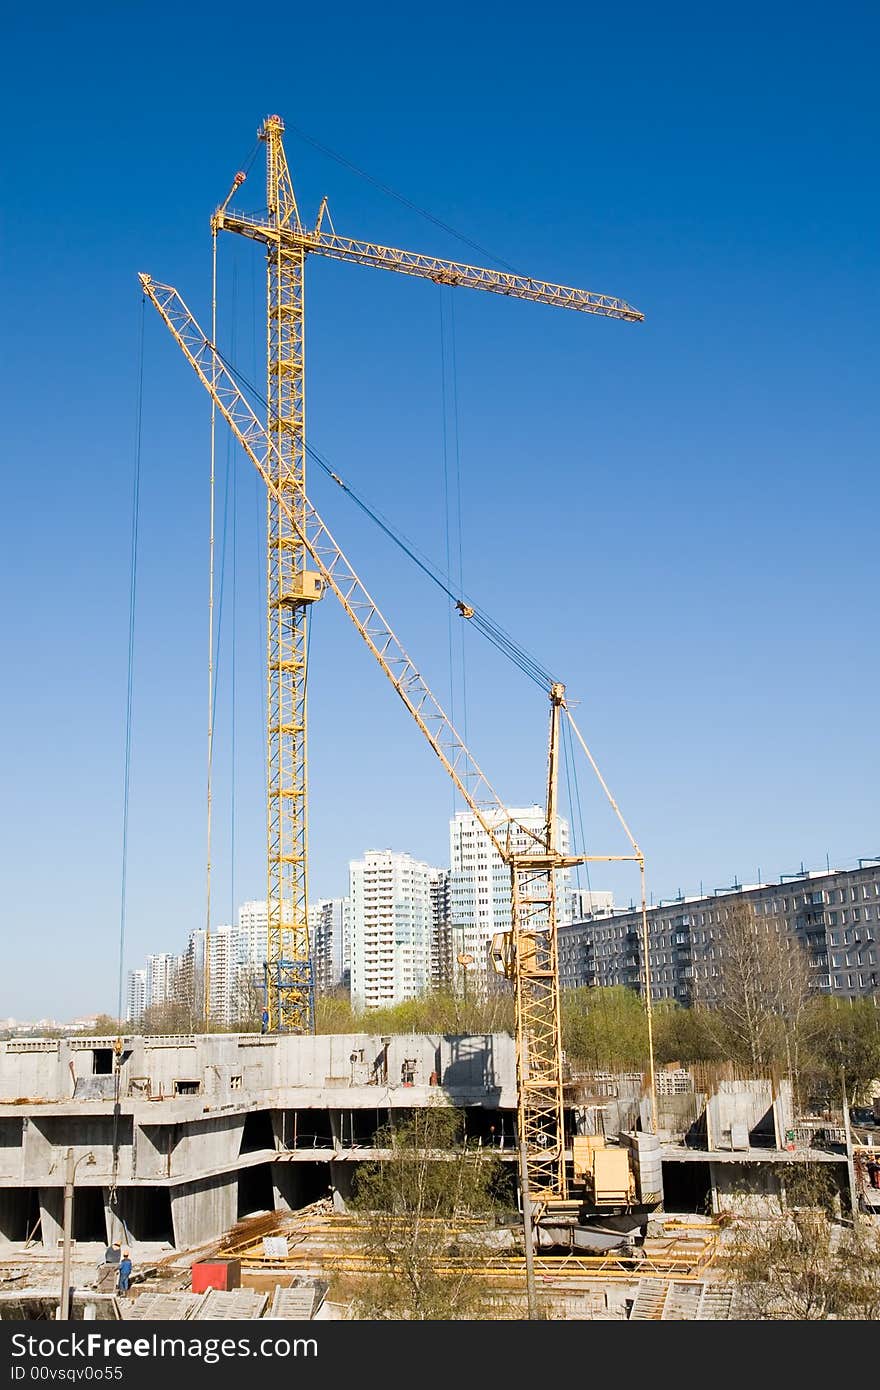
[191,1259,241,1293]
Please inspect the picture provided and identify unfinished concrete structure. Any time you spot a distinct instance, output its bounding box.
[0,1032,514,1250]
[0,1034,860,1252]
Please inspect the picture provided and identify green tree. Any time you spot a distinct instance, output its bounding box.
[561,986,649,1071]
[350,1106,504,1319]
[800,996,880,1105]
[653,1002,727,1063]
[90,1015,124,1036]
[314,988,514,1039]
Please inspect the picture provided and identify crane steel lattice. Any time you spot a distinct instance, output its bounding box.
[138,275,647,1214]
[211,116,643,1036]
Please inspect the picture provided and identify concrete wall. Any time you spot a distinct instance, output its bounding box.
[0,1032,515,1105]
[25,1115,133,1183]
[707,1080,783,1150]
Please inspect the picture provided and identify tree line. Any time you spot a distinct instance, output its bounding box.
[57,903,880,1104]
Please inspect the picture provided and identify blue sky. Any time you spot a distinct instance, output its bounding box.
[1,3,877,1019]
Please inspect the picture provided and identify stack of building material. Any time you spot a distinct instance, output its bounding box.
[628,1280,670,1319]
[268,1284,318,1319]
[194,1289,268,1319]
[696,1284,745,1319]
[661,1281,705,1319]
[125,1292,204,1320]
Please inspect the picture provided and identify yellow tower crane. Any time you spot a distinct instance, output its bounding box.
[137,276,652,1237]
[208,114,643,1037]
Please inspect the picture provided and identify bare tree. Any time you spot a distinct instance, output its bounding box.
[696,903,810,1077]
[726,1164,880,1319]
[350,1107,505,1319]
[227,968,264,1032]
[139,960,204,1035]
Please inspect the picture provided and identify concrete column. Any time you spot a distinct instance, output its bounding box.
[170,1175,237,1250]
[102,1190,123,1244]
[39,1188,64,1250]
[272,1166,300,1213]
[329,1161,356,1213]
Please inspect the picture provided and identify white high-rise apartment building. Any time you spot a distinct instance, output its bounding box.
[237,901,269,972]
[207,924,238,1026]
[449,806,571,990]
[145,952,181,1010]
[308,898,350,995]
[349,851,439,1010]
[126,969,147,1023]
[430,870,452,989]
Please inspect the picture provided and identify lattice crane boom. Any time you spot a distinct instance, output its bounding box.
[214,210,644,323]
[138,275,542,864]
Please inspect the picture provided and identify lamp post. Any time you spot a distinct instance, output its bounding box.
[456,953,474,1009]
[59,1149,96,1321]
[448,922,472,999]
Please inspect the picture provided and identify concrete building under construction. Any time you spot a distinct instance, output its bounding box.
[0,1031,869,1257]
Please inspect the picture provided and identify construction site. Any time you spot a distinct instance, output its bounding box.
[4,112,879,1323]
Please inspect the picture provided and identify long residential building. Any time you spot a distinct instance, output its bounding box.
[558,856,880,1002]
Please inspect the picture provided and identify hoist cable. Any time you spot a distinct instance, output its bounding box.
[116,296,145,1028]
[285,123,520,273]
[440,291,457,809]
[111,293,146,1220]
[213,348,557,692]
[448,293,470,750]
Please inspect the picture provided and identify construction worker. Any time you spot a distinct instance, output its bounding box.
[117,1248,133,1297]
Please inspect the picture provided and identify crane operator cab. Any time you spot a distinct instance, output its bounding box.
[490,931,538,978]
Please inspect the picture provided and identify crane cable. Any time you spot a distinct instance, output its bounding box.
[285,123,520,274]
[562,714,592,900]
[110,292,145,1224]
[440,290,457,798]
[205,227,219,1030]
[447,292,469,750]
[115,298,145,1027]
[212,261,239,928]
[213,348,558,692]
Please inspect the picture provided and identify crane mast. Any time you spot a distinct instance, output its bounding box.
[509,682,567,1204]
[259,118,314,1033]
